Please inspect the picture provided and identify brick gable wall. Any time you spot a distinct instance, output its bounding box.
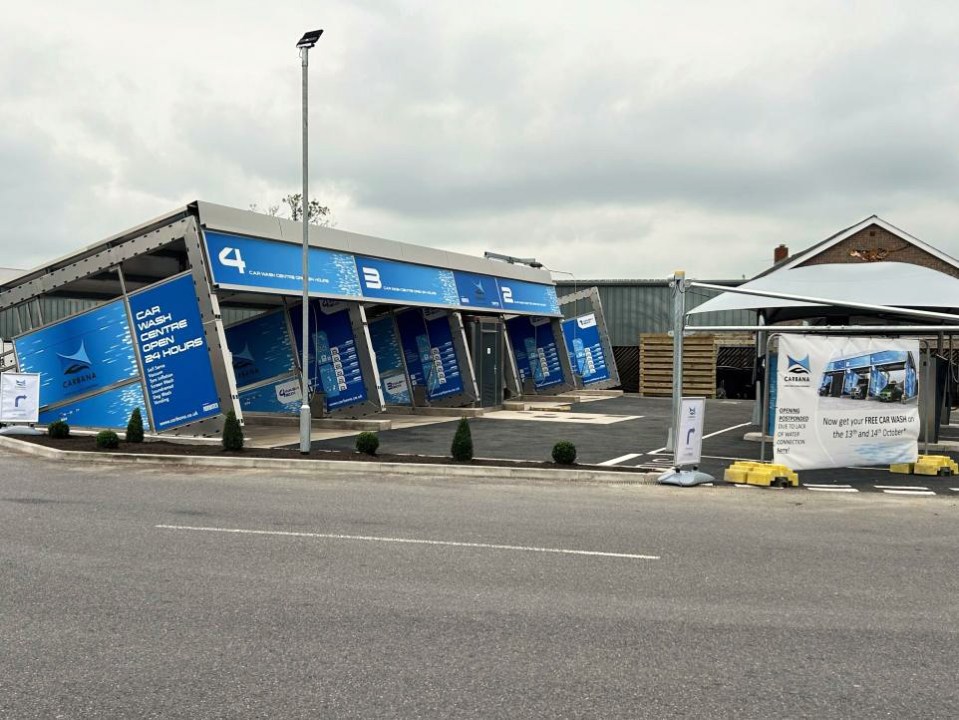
[796,224,959,279]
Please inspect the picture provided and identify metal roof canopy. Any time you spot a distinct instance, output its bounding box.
[0,201,553,307]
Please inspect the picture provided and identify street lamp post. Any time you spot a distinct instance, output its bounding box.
[296,28,323,454]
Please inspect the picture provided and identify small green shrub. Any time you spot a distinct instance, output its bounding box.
[126,407,144,443]
[95,430,119,450]
[451,417,473,462]
[222,410,244,451]
[355,431,379,456]
[47,420,70,439]
[552,440,577,465]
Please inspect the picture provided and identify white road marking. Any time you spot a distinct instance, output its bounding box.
[880,489,936,496]
[154,524,660,561]
[702,422,752,439]
[807,487,860,493]
[804,483,852,488]
[484,410,642,424]
[733,484,760,489]
[951,488,959,492]
[598,453,644,466]
[875,485,930,491]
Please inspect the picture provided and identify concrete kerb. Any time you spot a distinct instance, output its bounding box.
[0,435,659,486]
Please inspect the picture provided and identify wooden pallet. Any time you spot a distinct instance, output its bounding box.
[639,333,718,398]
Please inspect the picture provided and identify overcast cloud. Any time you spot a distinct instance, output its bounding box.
[3,0,959,279]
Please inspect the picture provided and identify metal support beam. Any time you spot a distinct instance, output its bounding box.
[667,271,685,453]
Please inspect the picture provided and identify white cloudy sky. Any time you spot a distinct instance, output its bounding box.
[3,0,959,279]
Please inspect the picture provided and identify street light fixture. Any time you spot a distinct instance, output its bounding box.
[297,28,323,454]
[483,251,543,269]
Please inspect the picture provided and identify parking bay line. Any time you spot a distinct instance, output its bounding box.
[154,524,660,561]
[598,453,644,466]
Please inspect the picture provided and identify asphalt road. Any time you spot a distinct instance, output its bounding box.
[2,451,959,718]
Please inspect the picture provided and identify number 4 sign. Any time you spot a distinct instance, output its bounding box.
[217,247,246,274]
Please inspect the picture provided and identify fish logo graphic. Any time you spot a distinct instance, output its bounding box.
[233,345,255,369]
[57,342,93,375]
[786,355,810,375]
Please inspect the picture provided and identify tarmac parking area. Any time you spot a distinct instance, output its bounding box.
[308,394,959,497]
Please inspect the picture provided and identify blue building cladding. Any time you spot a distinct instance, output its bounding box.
[14,300,139,408]
[288,301,367,411]
[355,256,460,307]
[368,315,411,405]
[225,311,296,389]
[506,316,566,390]
[128,274,221,430]
[39,382,151,431]
[205,230,363,298]
[561,313,610,385]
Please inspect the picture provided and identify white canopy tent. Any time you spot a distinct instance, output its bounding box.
[688,261,959,319]
[690,215,959,323]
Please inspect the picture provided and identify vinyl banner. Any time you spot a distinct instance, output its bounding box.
[356,256,460,307]
[225,311,296,389]
[14,300,139,408]
[238,376,301,414]
[773,335,920,470]
[561,313,611,385]
[128,274,221,430]
[0,372,40,423]
[368,315,412,405]
[40,383,151,431]
[288,301,367,411]
[205,230,363,299]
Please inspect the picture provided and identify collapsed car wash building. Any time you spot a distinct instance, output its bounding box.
[0,202,618,435]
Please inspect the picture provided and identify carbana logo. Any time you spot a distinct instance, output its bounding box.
[57,342,98,389]
[786,355,810,375]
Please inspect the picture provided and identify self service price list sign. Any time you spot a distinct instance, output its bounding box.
[128,274,221,430]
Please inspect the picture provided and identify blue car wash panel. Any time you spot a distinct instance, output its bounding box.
[422,310,464,400]
[238,376,302,414]
[368,315,411,405]
[288,301,367,411]
[39,382,151,431]
[506,316,566,390]
[497,279,561,316]
[395,309,465,401]
[14,300,139,408]
[225,311,296,389]
[355,256,460,307]
[395,309,430,391]
[127,274,222,431]
[561,313,610,385]
[453,271,503,310]
[205,229,559,316]
[204,230,362,298]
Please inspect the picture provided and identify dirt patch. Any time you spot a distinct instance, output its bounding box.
[15,435,657,473]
